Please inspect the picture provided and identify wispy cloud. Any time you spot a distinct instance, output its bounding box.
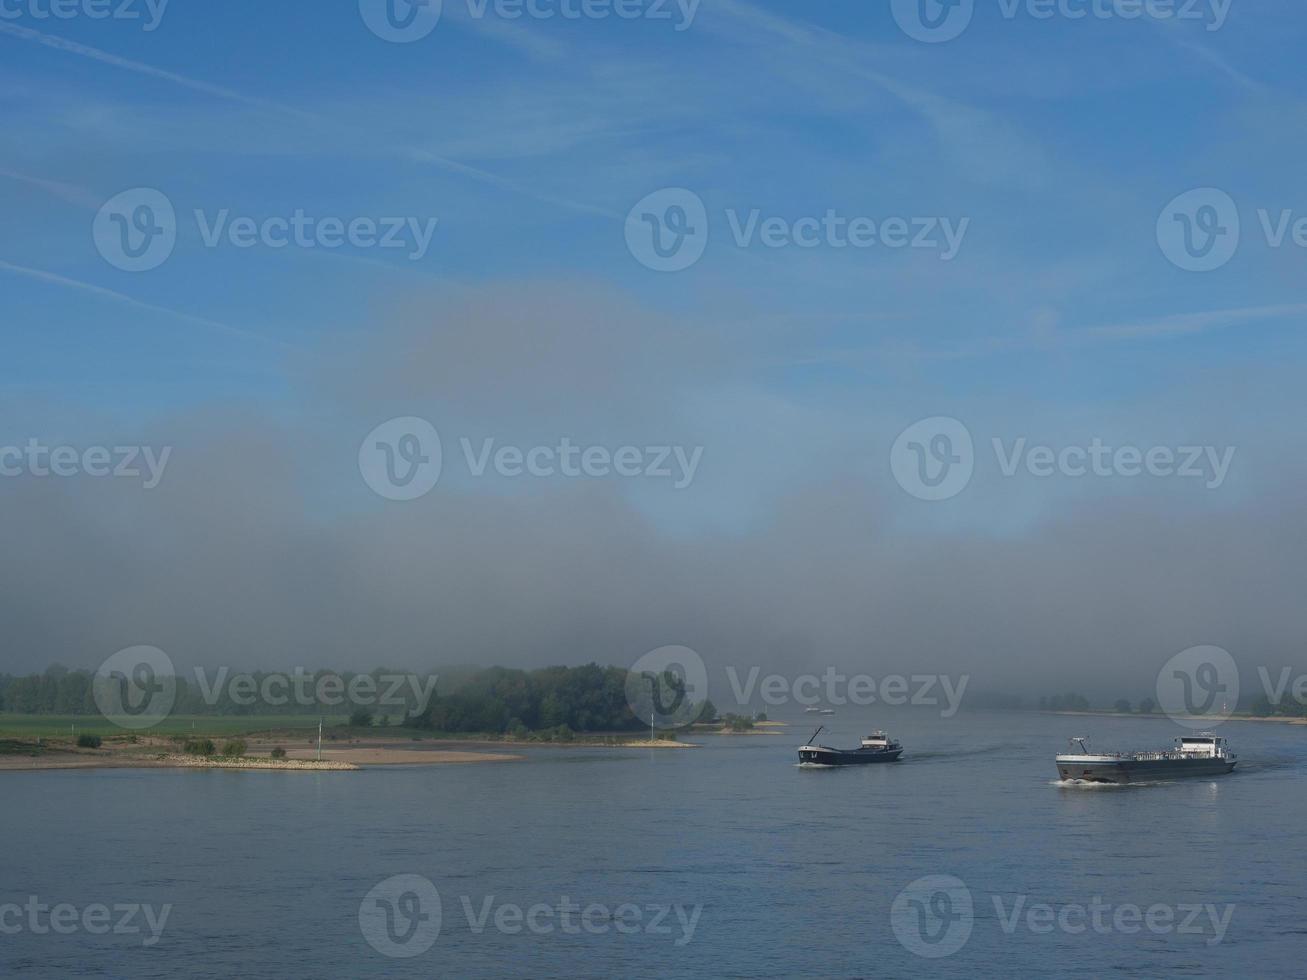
[704,0,1052,186]
[440,2,569,60]
[795,303,1307,365]
[0,258,294,350]
[1151,16,1269,95]
[0,22,618,220]
[0,22,322,122]
[1169,35,1267,94]
[1082,303,1307,341]
[0,167,101,209]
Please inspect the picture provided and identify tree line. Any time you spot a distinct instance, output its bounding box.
[0,665,433,717]
[416,665,648,735]
[0,662,705,735]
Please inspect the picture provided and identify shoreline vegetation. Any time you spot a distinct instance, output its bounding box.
[0,722,728,772]
[10,663,1301,773]
[0,662,786,772]
[0,729,706,772]
[0,718,796,773]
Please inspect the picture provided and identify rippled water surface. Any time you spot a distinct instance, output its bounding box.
[5,711,1306,978]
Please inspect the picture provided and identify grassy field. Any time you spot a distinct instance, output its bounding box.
[0,715,678,743]
[0,714,353,738]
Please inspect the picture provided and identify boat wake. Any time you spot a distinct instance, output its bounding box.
[909,743,1016,762]
[1052,778,1136,789]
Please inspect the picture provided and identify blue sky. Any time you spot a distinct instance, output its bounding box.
[3,0,1304,405]
[1,1,1305,689]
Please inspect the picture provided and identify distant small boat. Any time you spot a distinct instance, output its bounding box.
[798,727,903,766]
[804,707,822,714]
[819,708,835,715]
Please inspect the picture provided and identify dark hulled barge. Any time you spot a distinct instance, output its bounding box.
[798,727,903,766]
[1056,734,1237,784]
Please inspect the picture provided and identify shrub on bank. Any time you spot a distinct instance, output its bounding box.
[183,738,216,756]
[270,746,286,759]
[76,734,102,749]
[221,739,247,758]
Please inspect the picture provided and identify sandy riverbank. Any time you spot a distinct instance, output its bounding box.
[0,750,356,772]
[0,733,526,771]
[1042,710,1307,725]
[0,731,705,772]
[241,735,524,765]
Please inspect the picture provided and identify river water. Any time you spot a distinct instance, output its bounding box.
[4,709,1305,978]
